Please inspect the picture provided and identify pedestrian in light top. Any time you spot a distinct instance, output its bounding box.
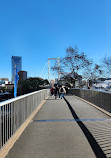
[59,86,66,99]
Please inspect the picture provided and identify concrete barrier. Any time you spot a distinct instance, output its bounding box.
[69,88,111,113]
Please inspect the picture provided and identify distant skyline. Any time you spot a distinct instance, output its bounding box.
[0,0,111,80]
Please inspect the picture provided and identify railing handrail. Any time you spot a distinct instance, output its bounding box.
[71,88,111,94]
[0,89,50,148]
[69,88,111,113]
[0,89,48,107]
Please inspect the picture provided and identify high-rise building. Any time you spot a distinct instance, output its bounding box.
[12,56,22,84]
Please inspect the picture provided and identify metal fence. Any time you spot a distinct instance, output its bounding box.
[0,89,50,149]
[69,88,111,113]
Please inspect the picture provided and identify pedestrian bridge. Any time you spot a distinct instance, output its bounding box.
[0,89,111,158]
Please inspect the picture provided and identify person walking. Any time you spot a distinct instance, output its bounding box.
[50,86,54,96]
[59,86,66,99]
[54,85,59,99]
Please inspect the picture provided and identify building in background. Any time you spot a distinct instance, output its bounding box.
[0,78,9,85]
[92,78,111,92]
[12,56,22,84]
[17,71,27,96]
[18,71,27,81]
[0,78,14,99]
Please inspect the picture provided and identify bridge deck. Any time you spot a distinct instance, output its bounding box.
[6,95,111,158]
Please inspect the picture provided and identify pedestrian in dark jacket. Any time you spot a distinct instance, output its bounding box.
[54,85,59,99]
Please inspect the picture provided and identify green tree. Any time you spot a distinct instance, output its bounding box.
[43,79,49,85]
[18,77,49,95]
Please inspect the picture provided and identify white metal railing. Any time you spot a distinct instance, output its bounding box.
[69,88,111,113]
[0,89,50,149]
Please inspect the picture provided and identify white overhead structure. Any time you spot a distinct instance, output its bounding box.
[40,62,48,78]
[48,58,60,81]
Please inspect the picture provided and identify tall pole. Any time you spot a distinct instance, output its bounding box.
[14,64,19,97]
[48,59,50,82]
[57,58,60,80]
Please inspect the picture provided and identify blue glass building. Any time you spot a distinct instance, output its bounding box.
[12,56,22,84]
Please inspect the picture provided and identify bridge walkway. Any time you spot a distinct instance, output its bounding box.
[6,95,111,158]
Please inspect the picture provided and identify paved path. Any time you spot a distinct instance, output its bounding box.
[6,95,111,158]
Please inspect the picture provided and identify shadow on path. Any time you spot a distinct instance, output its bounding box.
[64,97,106,158]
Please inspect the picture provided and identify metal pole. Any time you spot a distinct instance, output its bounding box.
[57,58,60,80]
[48,59,50,82]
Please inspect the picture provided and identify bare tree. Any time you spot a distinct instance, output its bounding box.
[83,64,103,87]
[51,60,64,77]
[101,56,111,77]
[51,46,92,79]
[62,46,92,72]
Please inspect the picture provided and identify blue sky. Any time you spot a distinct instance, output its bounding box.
[0,0,111,80]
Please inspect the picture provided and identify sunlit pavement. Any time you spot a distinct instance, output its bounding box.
[6,95,111,158]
